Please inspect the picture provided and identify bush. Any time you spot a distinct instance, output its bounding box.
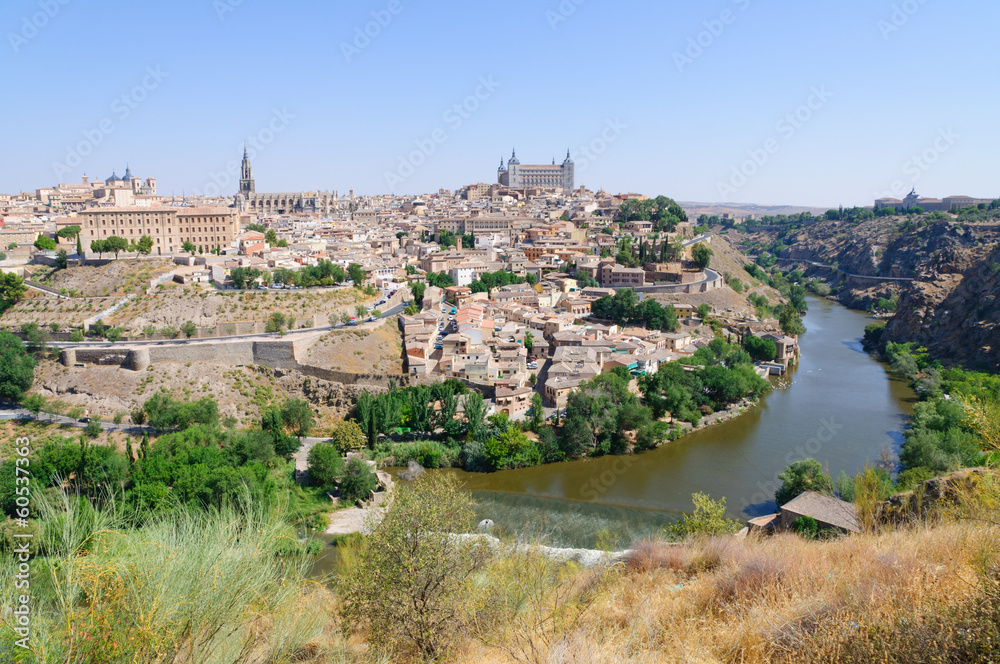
[0,331,36,401]
[306,442,343,490]
[329,420,366,454]
[339,473,489,661]
[388,440,456,469]
[85,419,103,438]
[792,515,819,539]
[667,492,742,539]
[340,457,378,503]
[775,458,833,506]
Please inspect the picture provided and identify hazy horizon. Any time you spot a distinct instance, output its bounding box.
[2,0,997,208]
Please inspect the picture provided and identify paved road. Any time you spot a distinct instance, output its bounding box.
[0,407,152,435]
[774,257,917,282]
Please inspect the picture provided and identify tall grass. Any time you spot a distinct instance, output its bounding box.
[0,490,344,664]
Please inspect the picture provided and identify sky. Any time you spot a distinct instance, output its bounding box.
[1,0,997,208]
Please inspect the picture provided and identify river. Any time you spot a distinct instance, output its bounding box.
[312,297,917,562]
[440,296,917,548]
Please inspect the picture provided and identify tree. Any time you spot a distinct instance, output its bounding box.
[266,312,287,334]
[182,241,197,254]
[524,331,534,352]
[180,321,198,338]
[410,281,426,305]
[56,225,81,239]
[696,303,711,320]
[55,250,68,269]
[159,326,179,339]
[329,419,366,454]
[404,305,418,315]
[33,236,57,251]
[339,474,489,661]
[230,267,261,289]
[281,398,315,438]
[527,393,544,431]
[0,331,36,401]
[779,307,805,337]
[104,235,129,259]
[463,392,488,441]
[347,263,366,285]
[134,235,153,255]
[90,239,106,258]
[743,336,778,361]
[0,272,27,314]
[340,457,378,503]
[307,442,343,490]
[355,392,377,448]
[775,458,834,506]
[355,305,367,320]
[691,243,713,270]
[22,393,45,415]
[105,327,123,343]
[76,234,83,256]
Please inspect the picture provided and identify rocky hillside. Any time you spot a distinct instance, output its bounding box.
[737,217,1000,371]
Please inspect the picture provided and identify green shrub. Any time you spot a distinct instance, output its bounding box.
[340,457,378,503]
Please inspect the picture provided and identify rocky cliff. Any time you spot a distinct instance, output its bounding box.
[737,217,1000,370]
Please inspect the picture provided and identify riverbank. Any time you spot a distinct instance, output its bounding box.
[439,297,916,527]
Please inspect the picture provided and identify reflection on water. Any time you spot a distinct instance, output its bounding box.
[311,298,918,559]
[439,297,916,542]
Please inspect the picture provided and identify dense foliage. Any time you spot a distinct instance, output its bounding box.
[592,288,678,331]
[0,330,35,401]
[615,195,688,232]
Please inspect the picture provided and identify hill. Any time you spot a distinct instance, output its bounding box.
[737,213,1000,371]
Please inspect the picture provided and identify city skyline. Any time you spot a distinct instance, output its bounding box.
[2,0,998,206]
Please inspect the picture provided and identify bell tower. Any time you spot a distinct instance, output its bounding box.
[239,145,255,196]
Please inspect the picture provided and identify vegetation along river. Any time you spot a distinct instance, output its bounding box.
[312,296,918,567]
[440,296,917,549]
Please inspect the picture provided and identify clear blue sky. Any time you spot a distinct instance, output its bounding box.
[2,0,997,207]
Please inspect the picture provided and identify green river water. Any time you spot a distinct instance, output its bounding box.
[311,296,917,564]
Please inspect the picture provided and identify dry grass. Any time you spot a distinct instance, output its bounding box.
[444,517,1000,664]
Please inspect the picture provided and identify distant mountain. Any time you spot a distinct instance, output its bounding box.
[680,202,831,219]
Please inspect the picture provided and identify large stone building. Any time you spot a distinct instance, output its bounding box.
[498,150,574,191]
[875,188,994,212]
[79,206,239,256]
[36,168,158,210]
[234,149,340,215]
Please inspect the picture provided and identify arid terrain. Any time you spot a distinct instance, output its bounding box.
[738,216,1000,370]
